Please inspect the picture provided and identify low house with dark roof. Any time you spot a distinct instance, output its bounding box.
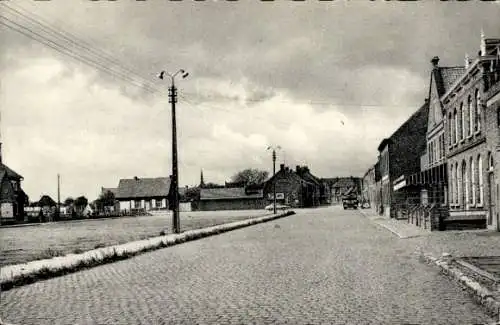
[197,186,266,211]
[115,176,171,212]
[0,143,28,224]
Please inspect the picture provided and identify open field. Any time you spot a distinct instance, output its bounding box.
[0,210,271,267]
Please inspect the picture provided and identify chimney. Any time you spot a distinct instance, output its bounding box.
[280,163,285,171]
[296,165,300,173]
[134,176,139,181]
[431,56,439,68]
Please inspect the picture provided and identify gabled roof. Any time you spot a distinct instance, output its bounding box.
[435,67,466,97]
[116,177,171,199]
[0,163,22,180]
[38,195,56,207]
[200,187,263,201]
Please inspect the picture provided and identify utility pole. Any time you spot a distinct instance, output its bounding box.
[57,174,61,221]
[159,69,189,234]
[267,145,281,214]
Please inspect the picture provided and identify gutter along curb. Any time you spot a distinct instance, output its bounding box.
[0,211,295,291]
[421,252,500,320]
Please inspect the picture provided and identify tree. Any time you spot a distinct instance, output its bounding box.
[74,196,88,216]
[95,190,116,212]
[231,169,269,185]
[184,187,201,201]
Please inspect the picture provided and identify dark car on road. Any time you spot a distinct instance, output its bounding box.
[342,195,359,210]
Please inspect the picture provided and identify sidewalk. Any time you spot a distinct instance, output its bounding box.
[359,208,500,320]
[358,209,431,239]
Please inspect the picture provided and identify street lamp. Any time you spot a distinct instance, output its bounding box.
[158,69,189,234]
[267,145,281,214]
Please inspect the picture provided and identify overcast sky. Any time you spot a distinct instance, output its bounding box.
[1,0,499,202]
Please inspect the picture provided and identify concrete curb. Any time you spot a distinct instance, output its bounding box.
[421,252,500,321]
[0,211,295,292]
[357,209,423,239]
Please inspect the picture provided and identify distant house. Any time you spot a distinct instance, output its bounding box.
[35,195,57,222]
[197,186,265,211]
[115,176,171,212]
[0,144,28,224]
[325,177,362,205]
[263,164,322,208]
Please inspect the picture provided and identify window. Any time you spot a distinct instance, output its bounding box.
[455,163,459,204]
[450,165,455,205]
[471,157,476,205]
[457,163,462,206]
[475,89,481,132]
[454,109,458,143]
[468,95,473,136]
[448,112,453,146]
[459,102,464,140]
[478,155,483,205]
[464,161,469,207]
[428,143,432,165]
[156,199,162,208]
[441,134,446,159]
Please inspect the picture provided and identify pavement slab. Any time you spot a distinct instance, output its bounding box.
[0,206,495,324]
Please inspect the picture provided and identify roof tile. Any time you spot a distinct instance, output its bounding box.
[200,187,263,200]
[116,177,170,199]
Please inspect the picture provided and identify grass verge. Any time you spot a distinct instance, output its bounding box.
[0,211,295,292]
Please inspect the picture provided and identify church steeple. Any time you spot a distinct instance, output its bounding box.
[200,169,205,188]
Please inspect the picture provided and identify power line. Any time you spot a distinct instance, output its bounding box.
[1,1,163,93]
[0,16,161,96]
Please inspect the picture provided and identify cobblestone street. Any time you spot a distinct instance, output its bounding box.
[0,206,495,324]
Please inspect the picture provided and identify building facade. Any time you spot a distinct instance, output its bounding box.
[483,37,500,230]
[362,166,376,208]
[115,176,170,212]
[378,102,429,218]
[197,187,265,211]
[442,36,500,229]
[0,143,27,224]
[263,164,321,208]
[325,177,362,205]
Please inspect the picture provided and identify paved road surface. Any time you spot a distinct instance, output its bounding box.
[0,206,494,324]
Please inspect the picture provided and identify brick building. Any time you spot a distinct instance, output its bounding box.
[377,102,429,218]
[394,57,465,229]
[263,164,321,208]
[361,166,376,208]
[325,177,361,205]
[197,187,265,211]
[441,35,500,229]
[483,37,500,230]
[0,143,27,224]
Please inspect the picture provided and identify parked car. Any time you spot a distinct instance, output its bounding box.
[342,195,359,210]
[265,204,290,211]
